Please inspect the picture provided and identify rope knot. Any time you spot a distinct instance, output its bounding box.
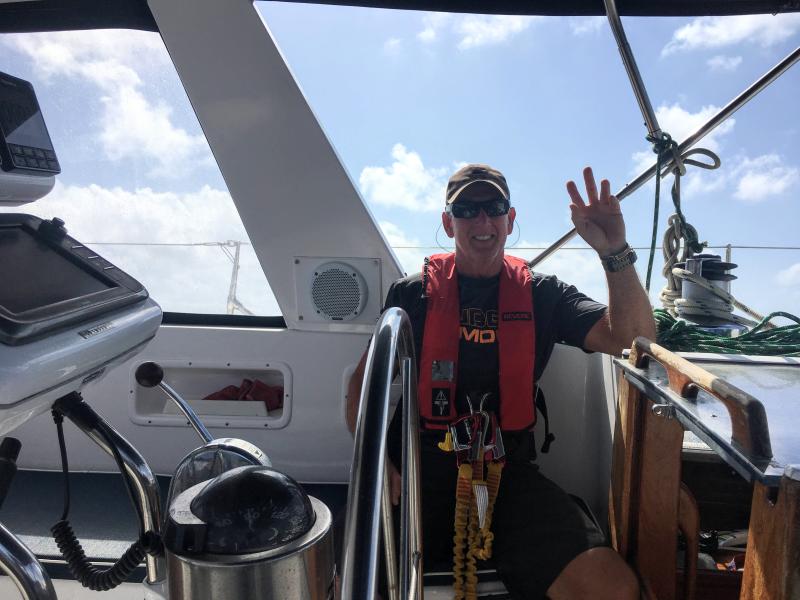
[647,131,685,176]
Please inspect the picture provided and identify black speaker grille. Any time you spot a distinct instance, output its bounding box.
[312,267,362,319]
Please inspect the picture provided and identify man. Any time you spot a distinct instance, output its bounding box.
[347,164,654,599]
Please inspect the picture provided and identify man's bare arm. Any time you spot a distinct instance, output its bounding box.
[346,350,368,434]
[566,166,656,356]
[584,265,656,356]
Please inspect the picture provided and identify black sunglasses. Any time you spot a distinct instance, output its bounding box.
[446,198,510,219]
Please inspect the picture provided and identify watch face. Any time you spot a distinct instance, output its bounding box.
[604,248,636,272]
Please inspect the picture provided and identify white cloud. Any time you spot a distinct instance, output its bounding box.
[359,144,449,212]
[625,102,797,205]
[2,31,212,179]
[416,13,539,49]
[777,263,800,287]
[682,170,727,197]
[631,103,736,174]
[0,181,276,315]
[455,15,540,50]
[706,55,743,72]
[663,14,800,55]
[632,148,798,204]
[418,13,452,43]
[26,181,244,243]
[97,86,211,178]
[570,17,606,36]
[384,37,402,55]
[733,154,799,203]
[4,30,166,79]
[651,104,735,152]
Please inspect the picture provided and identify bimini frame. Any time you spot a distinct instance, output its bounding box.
[530,39,800,268]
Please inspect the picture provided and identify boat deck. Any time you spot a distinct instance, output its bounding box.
[0,470,347,585]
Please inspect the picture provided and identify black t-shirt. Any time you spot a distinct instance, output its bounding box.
[385,268,607,465]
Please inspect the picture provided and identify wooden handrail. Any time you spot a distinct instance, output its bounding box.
[629,337,772,460]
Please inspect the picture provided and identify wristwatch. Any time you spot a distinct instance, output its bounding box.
[601,244,637,273]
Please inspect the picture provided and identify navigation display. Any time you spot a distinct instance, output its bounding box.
[0,86,53,150]
[0,72,60,174]
[0,214,149,346]
[0,227,112,315]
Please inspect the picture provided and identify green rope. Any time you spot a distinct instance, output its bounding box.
[654,309,800,356]
[644,133,714,293]
[644,132,670,292]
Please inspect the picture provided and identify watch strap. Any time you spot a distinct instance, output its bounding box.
[601,244,637,272]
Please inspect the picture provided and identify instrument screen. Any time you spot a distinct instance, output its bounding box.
[0,226,112,315]
[0,71,60,174]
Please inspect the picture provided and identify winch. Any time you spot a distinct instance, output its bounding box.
[673,254,747,336]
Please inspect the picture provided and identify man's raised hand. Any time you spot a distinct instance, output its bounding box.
[566,166,627,256]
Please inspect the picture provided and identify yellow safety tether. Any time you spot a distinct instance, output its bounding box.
[450,455,504,600]
[452,463,472,599]
[475,461,503,561]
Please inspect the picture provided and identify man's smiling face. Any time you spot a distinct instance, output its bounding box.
[442,181,516,277]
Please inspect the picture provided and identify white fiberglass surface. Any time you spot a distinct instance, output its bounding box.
[256,3,800,317]
[0,30,278,317]
[0,578,148,599]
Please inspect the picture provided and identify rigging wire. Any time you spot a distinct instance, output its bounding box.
[81,241,800,251]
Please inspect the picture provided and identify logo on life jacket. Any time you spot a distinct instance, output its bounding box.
[502,311,532,321]
[432,389,451,416]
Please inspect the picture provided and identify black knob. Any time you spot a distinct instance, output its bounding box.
[135,362,164,388]
[0,437,21,510]
[0,438,21,462]
[39,217,67,240]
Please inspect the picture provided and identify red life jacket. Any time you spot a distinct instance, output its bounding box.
[417,253,536,431]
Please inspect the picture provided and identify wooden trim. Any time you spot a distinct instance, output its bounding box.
[631,337,771,460]
[609,362,645,559]
[678,483,700,600]
[634,396,684,600]
[741,477,800,599]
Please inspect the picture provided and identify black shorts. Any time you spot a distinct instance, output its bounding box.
[419,442,607,599]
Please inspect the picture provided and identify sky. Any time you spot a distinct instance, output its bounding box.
[1,4,799,322]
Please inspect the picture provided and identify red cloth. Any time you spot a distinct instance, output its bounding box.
[204,378,283,411]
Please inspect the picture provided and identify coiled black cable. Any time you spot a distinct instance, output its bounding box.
[51,519,146,591]
[50,408,156,591]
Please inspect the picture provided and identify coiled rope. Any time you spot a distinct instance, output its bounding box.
[655,309,800,355]
[670,267,767,327]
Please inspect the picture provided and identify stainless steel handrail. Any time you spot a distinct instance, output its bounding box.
[56,397,165,584]
[341,307,423,600]
[0,522,57,600]
[604,0,662,140]
[529,45,800,268]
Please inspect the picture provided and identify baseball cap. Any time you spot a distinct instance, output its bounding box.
[445,164,510,205]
